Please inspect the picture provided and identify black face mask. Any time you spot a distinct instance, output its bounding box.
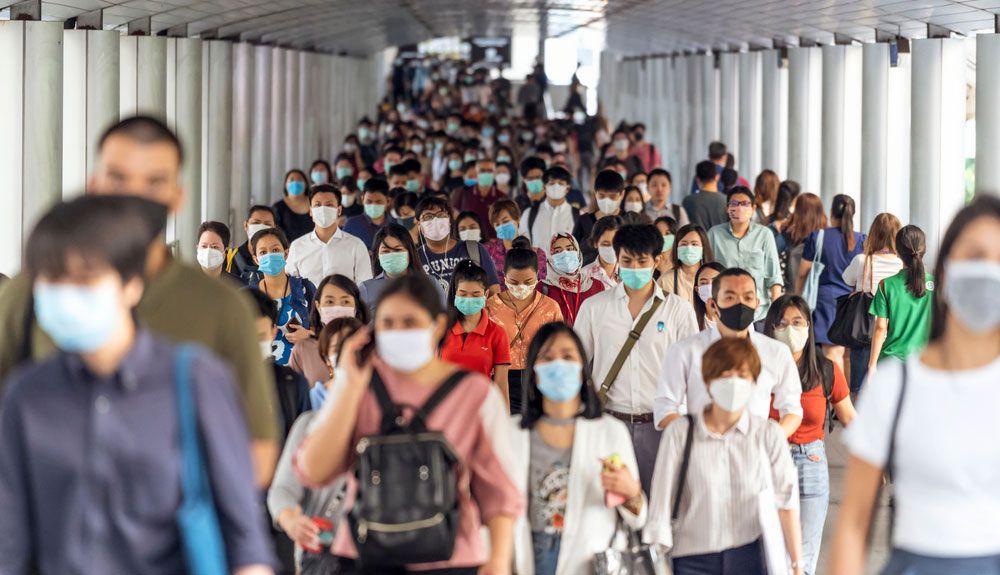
[717,302,756,332]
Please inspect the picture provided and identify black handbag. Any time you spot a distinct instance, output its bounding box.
[348,370,467,567]
[829,257,876,348]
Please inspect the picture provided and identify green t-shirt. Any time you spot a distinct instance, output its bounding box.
[0,259,279,441]
[869,270,934,360]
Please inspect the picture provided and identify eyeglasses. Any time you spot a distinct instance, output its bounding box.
[418,212,450,222]
[775,318,809,329]
[728,200,753,208]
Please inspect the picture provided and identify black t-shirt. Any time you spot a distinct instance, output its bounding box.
[573,212,599,265]
[682,191,729,231]
[272,199,314,242]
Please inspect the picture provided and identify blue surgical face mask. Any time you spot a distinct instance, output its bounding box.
[534,359,584,402]
[464,177,478,187]
[383,160,396,174]
[619,266,654,290]
[310,170,327,184]
[379,251,409,275]
[257,252,287,276]
[336,166,353,179]
[34,282,123,353]
[496,155,511,164]
[477,172,495,187]
[405,179,421,192]
[448,159,462,171]
[525,179,544,196]
[497,134,511,145]
[551,250,581,274]
[454,296,487,316]
[482,127,495,138]
[495,221,518,241]
[356,177,368,191]
[287,180,306,196]
[364,203,386,220]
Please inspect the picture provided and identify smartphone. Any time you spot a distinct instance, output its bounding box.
[356,331,376,365]
[287,317,301,329]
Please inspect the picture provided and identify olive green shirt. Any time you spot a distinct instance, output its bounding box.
[0,259,279,441]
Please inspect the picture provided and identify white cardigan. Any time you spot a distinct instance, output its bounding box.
[509,414,648,575]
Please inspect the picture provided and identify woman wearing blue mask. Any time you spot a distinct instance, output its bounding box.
[540,234,604,326]
[273,169,315,241]
[486,199,549,287]
[661,224,714,306]
[250,228,316,366]
[509,322,645,575]
[359,224,446,319]
[309,159,333,185]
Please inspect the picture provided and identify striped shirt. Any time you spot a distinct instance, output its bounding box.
[643,411,799,558]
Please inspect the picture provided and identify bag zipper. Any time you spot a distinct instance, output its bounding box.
[356,512,445,542]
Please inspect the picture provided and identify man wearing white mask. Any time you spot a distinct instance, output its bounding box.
[415,196,500,292]
[285,184,372,288]
[195,221,243,284]
[655,268,803,437]
[231,205,278,283]
[519,166,578,256]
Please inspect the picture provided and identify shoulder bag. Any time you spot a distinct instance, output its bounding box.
[828,256,876,347]
[801,229,825,311]
[598,297,664,405]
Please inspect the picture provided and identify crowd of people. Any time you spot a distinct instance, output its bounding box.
[1,57,999,575]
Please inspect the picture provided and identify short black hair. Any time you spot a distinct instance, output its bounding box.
[388,163,408,178]
[504,237,538,272]
[594,169,625,193]
[695,160,718,182]
[245,287,278,325]
[383,146,404,158]
[415,196,451,220]
[308,183,342,204]
[543,166,572,184]
[519,156,546,177]
[612,223,662,259]
[447,260,489,326]
[250,227,290,254]
[246,204,276,222]
[25,195,167,283]
[363,177,389,196]
[590,214,623,247]
[726,185,754,203]
[402,158,422,175]
[98,116,184,166]
[711,267,757,300]
[720,168,739,190]
[197,220,231,247]
[392,191,420,213]
[708,141,727,161]
[648,168,672,184]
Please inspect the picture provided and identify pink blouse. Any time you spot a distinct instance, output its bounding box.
[484,239,548,286]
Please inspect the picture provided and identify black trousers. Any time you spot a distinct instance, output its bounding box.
[333,558,478,575]
[672,539,766,575]
[508,368,525,415]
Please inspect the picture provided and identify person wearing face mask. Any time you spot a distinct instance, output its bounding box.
[831,196,1000,575]
[415,197,500,292]
[574,224,698,494]
[693,262,725,331]
[622,185,646,216]
[581,215,623,290]
[333,153,356,182]
[250,228,316,367]
[288,275,370,390]
[540,234,604,326]
[487,240,564,415]
[661,224,714,306]
[309,159,333,186]
[708,186,784,329]
[761,295,856,575]
[629,123,660,172]
[343,178,390,251]
[196,220,243,285]
[516,156,548,213]
[604,129,644,177]
[455,211,486,244]
[297,274,524,575]
[573,170,624,265]
[441,261,512,405]
[509,322,646,575]
[485,199,549,287]
[645,169,690,225]
[336,177,364,221]
[656,268,803,438]
[519,166,579,256]
[232,205,278,284]
[645,338,804,575]
[0,195,275,575]
[273,169,315,242]
[441,150,466,191]
[451,158,505,239]
[653,216,679,277]
[359,224,447,318]
[285,184,373,289]
[268,317,360,575]
[495,162,516,196]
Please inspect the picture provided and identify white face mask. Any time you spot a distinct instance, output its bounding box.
[773,325,810,353]
[624,201,643,213]
[710,376,754,412]
[341,193,357,208]
[495,172,511,186]
[944,260,1000,333]
[459,229,482,242]
[597,197,619,214]
[376,327,436,372]
[506,282,536,300]
[614,139,629,151]
[196,247,225,270]
[598,245,617,265]
[247,223,272,242]
[311,206,340,228]
[637,182,650,202]
[697,283,713,304]
[420,217,451,241]
[545,183,568,201]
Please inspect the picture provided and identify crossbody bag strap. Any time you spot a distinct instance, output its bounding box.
[671,414,696,521]
[410,370,469,432]
[465,241,481,267]
[369,370,404,433]
[813,229,825,265]
[175,344,207,500]
[598,297,663,404]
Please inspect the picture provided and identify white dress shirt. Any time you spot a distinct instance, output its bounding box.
[286,227,373,288]
[575,283,699,415]
[518,200,575,255]
[653,326,803,429]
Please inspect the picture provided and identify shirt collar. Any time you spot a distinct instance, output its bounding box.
[697,409,751,439]
[62,328,154,392]
[613,281,665,302]
[310,228,344,243]
[451,311,490,336]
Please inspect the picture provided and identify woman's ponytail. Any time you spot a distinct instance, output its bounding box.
[832,194,856,252]
[896,225,927,298]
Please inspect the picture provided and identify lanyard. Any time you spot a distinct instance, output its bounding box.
[553,283,582,325]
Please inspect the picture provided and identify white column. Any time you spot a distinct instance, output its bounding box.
[285,49,300,171]
[687,55,704,179]
[702,53,719,147]
[787,46,822,194]
[761,49,785,176]
[269,48,287,203]
[719,52,740,164]
[738,51,762,179]
[861,43,890,229]
[976,33,1000,196]
[299,51,316,166]
[821,45,862,211]
[166,37,202,261]
[887,52,912,223]
[120,36,167,120]
[910,38,966,265]
[251,45,272,206]
[63,30,119,198]
[203,41,233,227]
[231,42,254,244]
[0,21,63,275]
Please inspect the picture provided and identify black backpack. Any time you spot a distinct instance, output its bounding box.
[349,369,468,566]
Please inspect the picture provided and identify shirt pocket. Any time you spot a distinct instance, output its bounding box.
[745,249,765,274]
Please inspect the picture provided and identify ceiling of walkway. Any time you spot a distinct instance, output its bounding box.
[4,0,999,55]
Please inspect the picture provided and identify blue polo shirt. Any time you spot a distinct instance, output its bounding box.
[342,214,385,251]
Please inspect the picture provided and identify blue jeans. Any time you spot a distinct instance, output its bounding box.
[882,549,1000,575]
[672,539,766,575]
[791,440,829,575]
[532,532,562,575]
[850,345,871,393]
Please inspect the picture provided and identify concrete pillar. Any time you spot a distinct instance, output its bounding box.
[887,52,912,223]
[285,49,301,171]
[976,33,1000,196]
[251,45,272,206]
[702,53,719,147]
[910,38,966,265]
[270,48,287,202]
[231,42,254,244]
[719,52,740,164]
[120,36,167,120]
[203,41,233,227]
[63,30,119,198]
[166,38,202,261]
[687,55,704,180]
[861,43,890,230]
[821,45,862,211]
[299,51,317,166]
[739,51,762,179]
[787,46,822,194]
[761,49,786,177]
[0,21,63,275]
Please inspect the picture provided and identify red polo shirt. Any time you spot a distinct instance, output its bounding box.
[441,311,511,378]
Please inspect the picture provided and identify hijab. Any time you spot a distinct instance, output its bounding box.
[543,233,595,293]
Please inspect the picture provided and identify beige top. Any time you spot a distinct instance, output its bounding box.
[659,267,696,306]
[287,338,330,387]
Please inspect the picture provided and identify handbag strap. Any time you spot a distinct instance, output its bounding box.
[865,255,874,294]
[598,297,663,404]
[175,344,208,500]
[812,229,825,266]
[671,414,695,521]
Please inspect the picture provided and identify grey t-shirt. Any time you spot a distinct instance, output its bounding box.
[528,428,572,534]
[682,190,729,231]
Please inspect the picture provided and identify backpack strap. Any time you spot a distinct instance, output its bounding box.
[598,297,663,404]
[19,292,35,364]
[224,248,238,274]
[819,357,835,434]
[671,414,695,520]
[411,369,469,432]
[465,241,481,267]
[369,371,405,433]
[527,203,540,241]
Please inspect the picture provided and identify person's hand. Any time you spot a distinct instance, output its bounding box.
[285,324,313,344]
[338,326,374,389]
[277,509,320,550]
[478,557,511,575]
[601,465,641,501]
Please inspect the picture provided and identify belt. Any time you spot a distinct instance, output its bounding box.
[605,409,655,424]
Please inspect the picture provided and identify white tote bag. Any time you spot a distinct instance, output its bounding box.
[757,442,791,575]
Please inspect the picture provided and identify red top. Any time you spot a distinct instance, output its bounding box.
[539,281,605,326]
[441,310,512,378]
[769,362,849,444]
[451,185,506,238]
